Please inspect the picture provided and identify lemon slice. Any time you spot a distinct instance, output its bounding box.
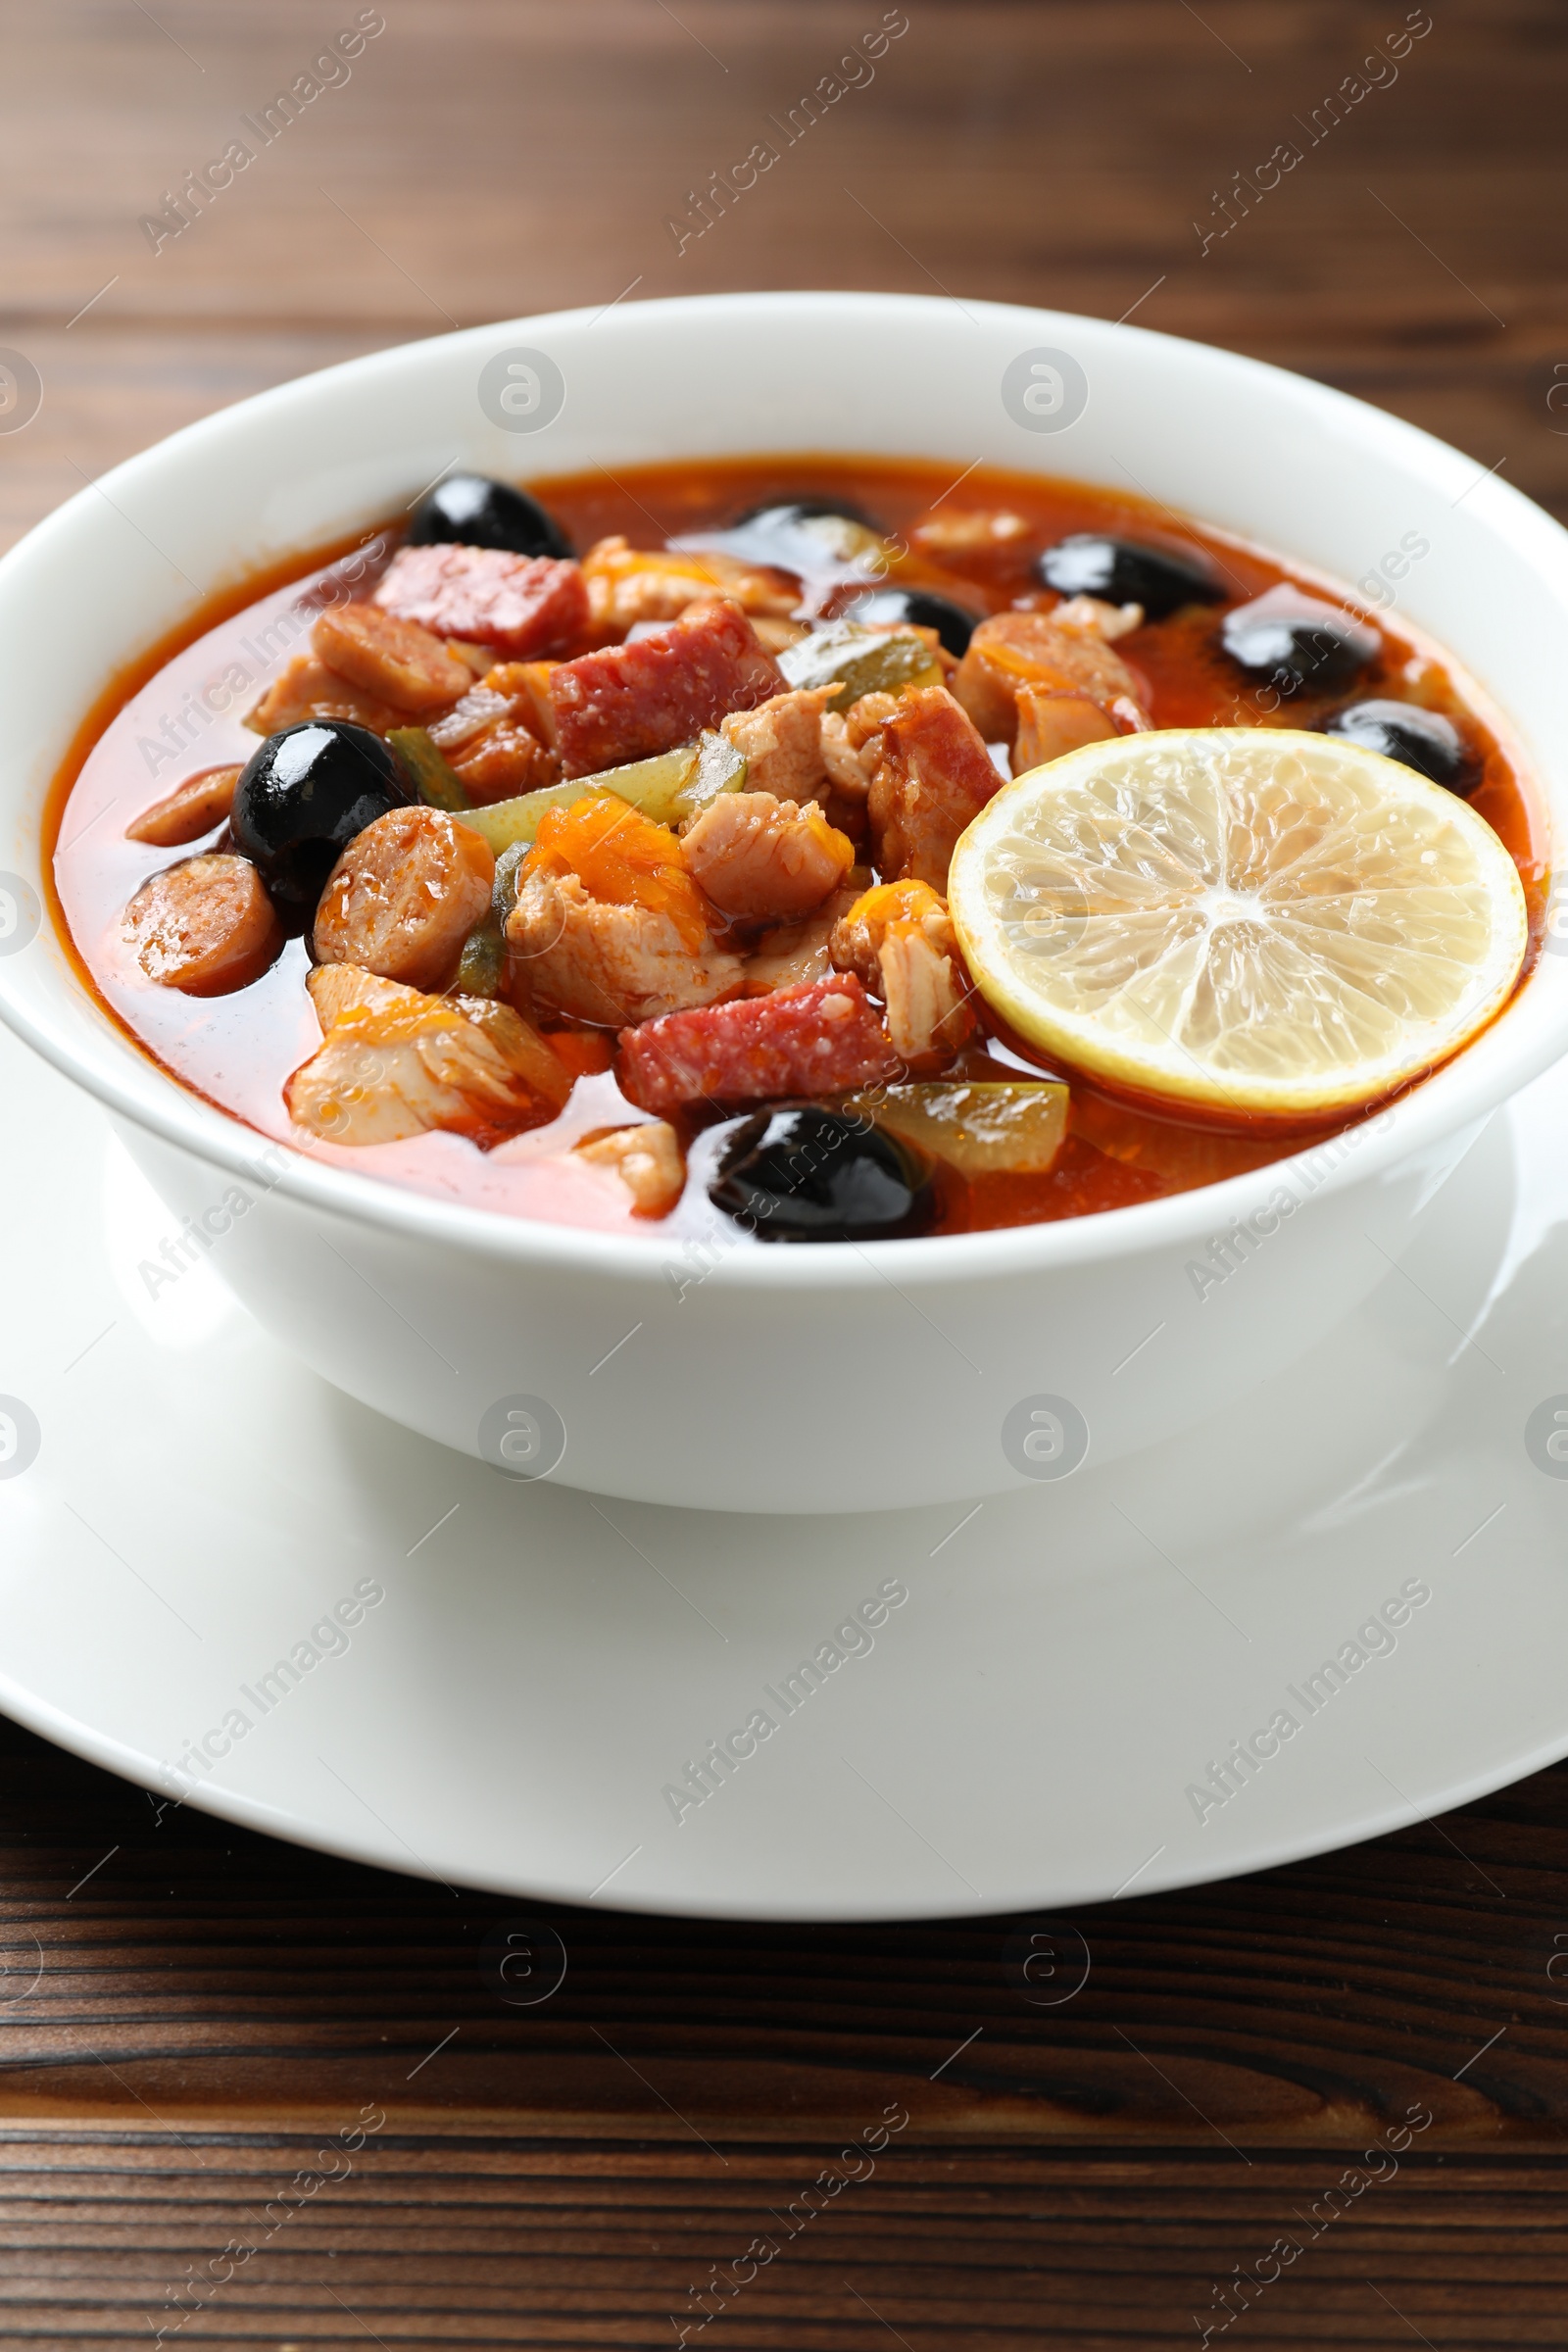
[948,727,1529,1120]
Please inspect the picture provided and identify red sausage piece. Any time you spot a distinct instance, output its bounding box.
[617,971,898,1114]
[548,597,783,777]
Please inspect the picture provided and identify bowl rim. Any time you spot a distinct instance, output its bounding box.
[3,287,1566,1293]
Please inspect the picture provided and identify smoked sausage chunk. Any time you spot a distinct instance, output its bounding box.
[313,805,495,992]
[123,853,283,995]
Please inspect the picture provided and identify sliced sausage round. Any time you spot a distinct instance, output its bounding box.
[124,763,242,847]
[311,602,472,711]
[313,804,495,991]
[122,854,283,995]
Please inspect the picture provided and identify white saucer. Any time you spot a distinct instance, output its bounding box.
[3,1017,1567,1922]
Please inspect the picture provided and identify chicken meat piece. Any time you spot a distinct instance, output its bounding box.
[425,682,518,752]
[244,654,408,738]
[819,710,873,799]
[863,685,1002,891]
[845,691,902,748]
[287,964,568,1147]
[718,684,837,806]
[308,960,569,1106]
[830,878,974,1060]
[830,877,953,986]
[740,886,861,994]
[953,611,1151,746]
[506,866,745,1026]
[877,922,975,1061]
[311,603,472,710]
[681,790,855,923]
[573,1120,687,1216]
[546,596,783,776]
[581,536,799,634]
[374,543,590,660]
[477,661,561,746]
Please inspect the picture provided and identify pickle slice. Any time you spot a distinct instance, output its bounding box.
[847,1081,1069,1176]
[779,623,944,710]
[454,733,748,851]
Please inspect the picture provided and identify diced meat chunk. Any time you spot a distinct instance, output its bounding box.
[426,684,516,751]
[830,878,974,1059]
[819,711,875,800]
[741,885,861,994]
[863,685,1002,890]
[311,603,471,710]
[125,764,241,848]
[307,962,569,1108]
[547,597,783,777]
[244,654,407,738]
[618,972,899,1115]
[287,965,565,1148]
[830,878,951,987]
[122,854,282,996]
[681,791,854,923]
[374,542,590,660]
[953,611,1149,746]
[846,691,901,747]
[877,922,975,1060]
[523,796,712,947]
[507,868,744,1026]
[449,719,560,805]
[573,1120,687,1216]
[306,962,414,1028]
[581,536,799,634]
[313,805,495,992]
[482,661,560,746]
[1012,687,1119,771]
[719,684,836,806]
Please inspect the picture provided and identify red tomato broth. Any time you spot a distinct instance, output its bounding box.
[49,455,1545,1244]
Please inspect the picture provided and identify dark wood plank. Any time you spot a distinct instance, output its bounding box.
[4,0,1568,2338]
[0,1714,1566,2342]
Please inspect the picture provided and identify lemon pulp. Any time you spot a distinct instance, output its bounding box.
[948,728,1529,1120]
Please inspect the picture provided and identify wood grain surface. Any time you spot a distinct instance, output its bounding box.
[4,0,1568,2340]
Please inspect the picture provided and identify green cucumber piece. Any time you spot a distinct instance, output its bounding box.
[778,624,943,711]
[387,726,471,812]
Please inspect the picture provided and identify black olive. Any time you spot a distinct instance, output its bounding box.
[407,471,573,560]
[1219,593,1378,696]
[841,586,980,657]
[1037,533,1224,618]
[231,721,411,909]
[1323,699,1478,794]
[710,1107,934,1243]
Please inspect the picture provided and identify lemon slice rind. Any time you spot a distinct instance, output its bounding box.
[948,727,1530,1120]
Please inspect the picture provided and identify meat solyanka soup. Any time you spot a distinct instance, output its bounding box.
[51,457,1543,1245]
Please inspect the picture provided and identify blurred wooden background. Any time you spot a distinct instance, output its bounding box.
[6,0,1568,553]
[5,1,1568,2342]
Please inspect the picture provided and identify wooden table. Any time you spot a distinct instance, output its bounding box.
[4,2,1567,2339]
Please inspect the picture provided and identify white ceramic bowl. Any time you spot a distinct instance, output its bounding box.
[2,293,1566,1512]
